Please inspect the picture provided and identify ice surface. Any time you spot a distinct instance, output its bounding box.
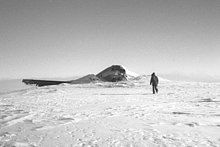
[0,80,220,146]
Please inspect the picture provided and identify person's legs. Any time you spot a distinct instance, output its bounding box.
[152,85,155,94]
[155,85,158,93]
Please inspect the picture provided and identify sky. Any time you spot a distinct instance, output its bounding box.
[0,0,220,79]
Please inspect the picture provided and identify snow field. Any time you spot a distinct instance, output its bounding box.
[0,81,220,146]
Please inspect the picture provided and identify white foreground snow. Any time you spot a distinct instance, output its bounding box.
[0,80,220,147]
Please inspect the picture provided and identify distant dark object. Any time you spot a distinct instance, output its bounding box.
[96,65,127,82]
[22,79,70,87]
[150,72,159,94]
[23,65,128,87]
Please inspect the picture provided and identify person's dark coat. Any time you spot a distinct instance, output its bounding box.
[150,73,159,86]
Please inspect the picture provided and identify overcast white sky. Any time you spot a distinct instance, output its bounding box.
[0,0,219,79]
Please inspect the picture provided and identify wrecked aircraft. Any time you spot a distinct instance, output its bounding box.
[22,65,130,87]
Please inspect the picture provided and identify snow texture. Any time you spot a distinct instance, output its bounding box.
[0,79,220,147]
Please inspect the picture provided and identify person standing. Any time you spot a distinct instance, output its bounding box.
[150,72,159,94]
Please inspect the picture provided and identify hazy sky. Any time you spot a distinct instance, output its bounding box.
[0,0,219,79]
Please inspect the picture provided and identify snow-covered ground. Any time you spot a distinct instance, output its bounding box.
[1,79,220,147]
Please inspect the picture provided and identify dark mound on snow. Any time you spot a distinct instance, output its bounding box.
[23,65,129,87]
